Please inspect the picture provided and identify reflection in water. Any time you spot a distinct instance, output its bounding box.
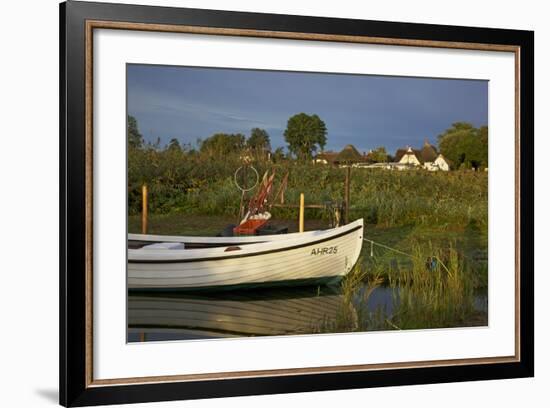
[128,286,344,342]
[128,284,487,342]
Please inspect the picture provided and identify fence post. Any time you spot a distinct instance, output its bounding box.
[141,184,148,235]
[344,167,350,224]
[299,193,305,233]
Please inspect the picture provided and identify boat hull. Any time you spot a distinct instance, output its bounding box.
[128,219,363,291]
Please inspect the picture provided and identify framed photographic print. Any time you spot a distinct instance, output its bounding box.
[59,0,534,406]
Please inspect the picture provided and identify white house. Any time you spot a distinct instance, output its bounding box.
[423,154,451,171]
[434,154,450,171]
[398,147,422,166]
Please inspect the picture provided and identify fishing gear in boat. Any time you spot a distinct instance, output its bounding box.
[234,168,276,235]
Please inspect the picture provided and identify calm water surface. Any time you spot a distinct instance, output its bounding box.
[128,282,487,342]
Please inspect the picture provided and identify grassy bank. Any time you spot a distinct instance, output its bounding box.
[129,160,487,233]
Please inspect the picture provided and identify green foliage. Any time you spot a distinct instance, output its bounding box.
[272,147,286,162]
[247,128,271,152]
[369,146,388,163]
[438,122,488,169]
[167,138,182,152]
[200,133,246,157]
[127,115,143,148]
[284,113,327,160]
[128,146,488,238]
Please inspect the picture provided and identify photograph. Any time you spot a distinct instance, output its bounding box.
[126,64,489,342]
[55,1,535,405]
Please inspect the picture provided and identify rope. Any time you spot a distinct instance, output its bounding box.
[363,237,451,275]
[363,238,417,259]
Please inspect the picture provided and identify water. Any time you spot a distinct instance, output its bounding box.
[127,218,488,342]
[127,283,487,342]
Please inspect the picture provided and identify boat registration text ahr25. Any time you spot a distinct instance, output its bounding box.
[310,246,338,255]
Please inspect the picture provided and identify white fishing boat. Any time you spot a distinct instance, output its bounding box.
[128,218,364,291]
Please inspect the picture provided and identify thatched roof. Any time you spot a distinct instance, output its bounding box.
[315,151,338,163]
[335,144,363,163]
[394,148,407,162]
[394,147,422,163]
[421,140,438,163]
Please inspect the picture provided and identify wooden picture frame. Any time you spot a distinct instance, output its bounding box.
[60,1,534,406]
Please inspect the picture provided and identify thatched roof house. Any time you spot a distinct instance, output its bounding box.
[313,150,338,165]
[394,140,438,165]
[394,147,422,164]
[420,139,438,163]
[334,144,363,164]
[314,145,366,166]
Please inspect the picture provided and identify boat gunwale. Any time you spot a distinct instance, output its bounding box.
[129,225,323,245]
[129,223,363,265]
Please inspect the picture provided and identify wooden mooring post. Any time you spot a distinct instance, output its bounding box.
[141,184,148,234]
[299,193,305,233]
[344,166,351,224]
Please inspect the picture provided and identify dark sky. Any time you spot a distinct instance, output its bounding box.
[127,64,488,154]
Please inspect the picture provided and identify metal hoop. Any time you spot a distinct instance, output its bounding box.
[234,165,259,192]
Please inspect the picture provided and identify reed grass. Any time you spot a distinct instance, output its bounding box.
[128,159,488,233]
[315,260,387,333]
[316,241,486,334]
[385,243,483,329]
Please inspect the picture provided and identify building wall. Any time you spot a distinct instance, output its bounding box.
[434,155,450,171]
[399,153,421,166]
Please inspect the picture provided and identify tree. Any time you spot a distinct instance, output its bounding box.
[438,122,488,170]
[272,147,285,162]
[167,138,182,152]
[369,146,388,163]
[284,113,327,160]
[199,133,246,157]
[128,115,143,148]
[247,128,271,152]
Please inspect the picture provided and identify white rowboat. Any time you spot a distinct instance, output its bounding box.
[128,219,364,291]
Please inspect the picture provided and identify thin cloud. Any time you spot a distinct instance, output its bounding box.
[127,65,488,152]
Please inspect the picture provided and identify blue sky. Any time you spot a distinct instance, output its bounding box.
[127,64,488,155]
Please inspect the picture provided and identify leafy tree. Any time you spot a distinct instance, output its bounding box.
[200,133,246,157]
[272,147,285,162]
[438,122,488,170]
[370,146,389,163]
[247,128,271,152]
[128,115,143,148]
[284,113,327,160]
